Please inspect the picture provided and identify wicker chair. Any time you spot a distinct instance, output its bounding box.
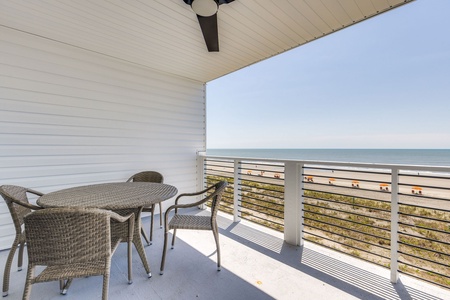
[160,181,228,275]
[0,185,44,297]
[22,207,134,300]
[126,171,164,245]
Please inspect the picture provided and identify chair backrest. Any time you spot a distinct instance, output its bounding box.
[127,171,164,184]
[24,208,112,266]
[0,185,36,232]
[206,181,228,222]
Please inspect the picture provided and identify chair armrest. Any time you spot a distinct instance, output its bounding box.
[26,188,44,197]
[11,198,42,210]
[109,212,135,243]
[174,183,218,205]
[168,199,211,211]
[109,211,134,223]
[23,188,44,210]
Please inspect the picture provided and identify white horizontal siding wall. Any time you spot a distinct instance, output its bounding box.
[0,27,206,250]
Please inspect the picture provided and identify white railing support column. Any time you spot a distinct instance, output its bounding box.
[284,162,301,246]
[390,168,399,283]
[299,163,305,246]
[197,151,206,208]
[233,160,242,222]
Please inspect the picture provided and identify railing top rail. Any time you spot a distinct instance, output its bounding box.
[199,152,450,173]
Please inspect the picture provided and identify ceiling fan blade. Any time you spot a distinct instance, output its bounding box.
[218,0,235,4]
[197,14,219,52]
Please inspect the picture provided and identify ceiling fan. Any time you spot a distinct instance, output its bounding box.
[183,0,235,52]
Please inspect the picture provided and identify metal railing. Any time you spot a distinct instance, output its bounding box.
[397,171,450,287]
[203,157,285,231]
[199,152,450,289]
[302,164,392,269]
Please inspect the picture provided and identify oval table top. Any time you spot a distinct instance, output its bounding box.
[37,182,178,210]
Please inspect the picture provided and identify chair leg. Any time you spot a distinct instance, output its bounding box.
[3,236,19,296]
[101,273,109,300]
[212,226,221,271]
[18,240,25,272]
[160,230,169,275]
[22,265,34,300]
[158,202,163,228]
[149,204,155,245]
[60,279,73,295]
[171,229,177,249]
[127,238,133,284]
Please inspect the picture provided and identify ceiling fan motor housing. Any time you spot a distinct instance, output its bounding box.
[191,0,219,17]
[183,0,235,52]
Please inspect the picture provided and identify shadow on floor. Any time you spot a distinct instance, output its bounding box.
[215,212,445,300]
[1,209,446,300]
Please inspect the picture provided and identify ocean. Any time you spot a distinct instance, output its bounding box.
[206,149,450,167]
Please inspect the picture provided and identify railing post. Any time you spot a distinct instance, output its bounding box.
[390,167,399,283]
[284,162,301,246]
[197,151,206,209]
[299,163,305,246]
[233,160,242,222]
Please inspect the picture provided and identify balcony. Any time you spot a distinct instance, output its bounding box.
[1,154,449,299]
[2,209,449,299]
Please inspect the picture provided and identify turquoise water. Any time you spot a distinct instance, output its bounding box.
[206,149,450,166]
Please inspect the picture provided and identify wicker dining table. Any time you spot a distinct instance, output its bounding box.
[37,182,178,278]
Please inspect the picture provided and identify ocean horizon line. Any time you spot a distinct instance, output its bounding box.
[205,148,450,166]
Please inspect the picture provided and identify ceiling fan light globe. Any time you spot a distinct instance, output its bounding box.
[191,0,218,17]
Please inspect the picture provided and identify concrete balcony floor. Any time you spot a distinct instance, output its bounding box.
[1,209,449,300]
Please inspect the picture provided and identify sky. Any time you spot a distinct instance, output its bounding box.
[206,0,450,149]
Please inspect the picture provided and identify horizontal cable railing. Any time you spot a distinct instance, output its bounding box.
[200,153,450,289]
[203,158,235,215]
[302,165,392,268]
[397,170,450,288]
[203,157,284,231]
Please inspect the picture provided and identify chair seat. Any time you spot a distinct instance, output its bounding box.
[169,215,212,230]
[33,262,107,283]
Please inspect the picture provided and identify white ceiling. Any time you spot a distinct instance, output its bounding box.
[0,0,414,83]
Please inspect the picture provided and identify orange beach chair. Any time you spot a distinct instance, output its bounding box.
[412,186,423,195]
[379,183,389,191]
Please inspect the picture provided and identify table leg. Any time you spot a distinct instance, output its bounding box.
[112,208,152,278]
[133,212,152,277]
